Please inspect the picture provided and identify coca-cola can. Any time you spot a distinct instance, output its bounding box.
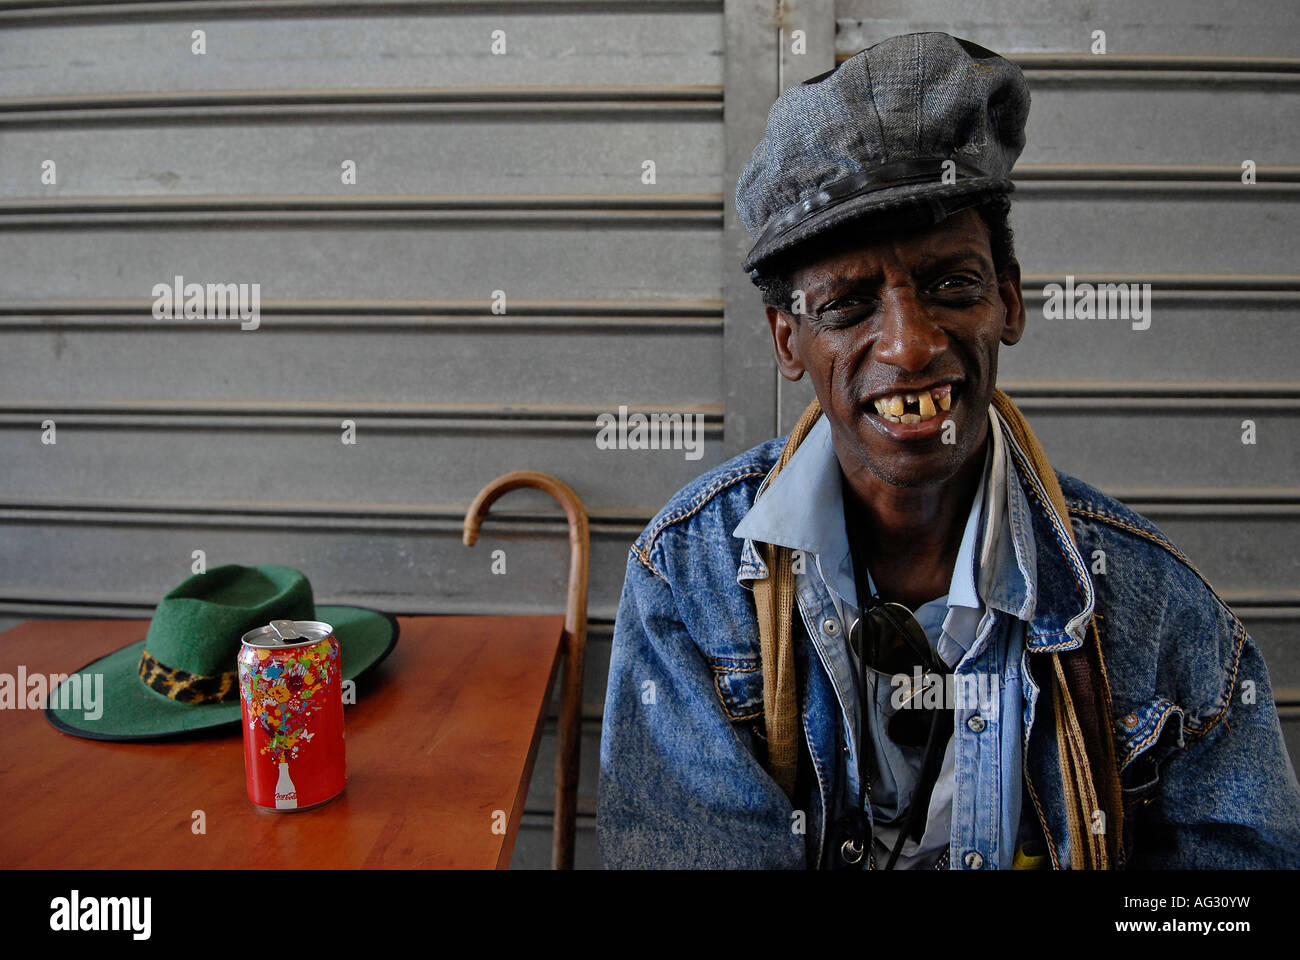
[238,619,346,811]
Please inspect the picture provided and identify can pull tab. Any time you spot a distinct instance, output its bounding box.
[267,619,302,644]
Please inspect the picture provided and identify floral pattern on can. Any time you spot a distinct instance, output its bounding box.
[239,637,339,764]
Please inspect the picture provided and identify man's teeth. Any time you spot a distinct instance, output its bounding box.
[871,385,952,423]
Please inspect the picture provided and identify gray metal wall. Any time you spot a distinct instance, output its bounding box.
[0,0,726,870]
[0,0,1295,868]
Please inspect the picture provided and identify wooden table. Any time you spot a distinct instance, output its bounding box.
[0,614,565,869]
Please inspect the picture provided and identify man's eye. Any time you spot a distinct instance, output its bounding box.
[933,275,980,294]
[818,297,875,317]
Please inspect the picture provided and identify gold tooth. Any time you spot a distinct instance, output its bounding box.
[888,395,904,417]
[938,391,951,412]
[918,392,936,418]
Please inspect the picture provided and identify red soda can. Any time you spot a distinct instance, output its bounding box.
[238,619,346,810]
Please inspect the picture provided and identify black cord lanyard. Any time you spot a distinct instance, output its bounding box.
[838,489,954,870]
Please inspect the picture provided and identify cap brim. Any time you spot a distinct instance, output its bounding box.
[44,605,398,742]
[742,177,1012,274]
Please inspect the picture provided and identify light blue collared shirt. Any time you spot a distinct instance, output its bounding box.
[734,407,1039,868]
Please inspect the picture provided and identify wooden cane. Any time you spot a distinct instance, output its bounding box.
[463,470,589,870]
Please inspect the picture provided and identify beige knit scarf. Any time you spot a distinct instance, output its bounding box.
[752,390,1124,869]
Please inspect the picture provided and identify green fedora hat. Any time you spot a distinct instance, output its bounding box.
[45,564,398,741]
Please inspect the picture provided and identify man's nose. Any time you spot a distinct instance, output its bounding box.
[870,287,945,371]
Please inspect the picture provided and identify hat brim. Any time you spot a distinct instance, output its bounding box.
[44,605,398,742]
[742,177,1012,274]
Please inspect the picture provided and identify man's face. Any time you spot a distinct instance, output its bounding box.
[766,207,1026,489]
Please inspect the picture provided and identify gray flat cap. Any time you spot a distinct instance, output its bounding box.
[736,32,1031,273]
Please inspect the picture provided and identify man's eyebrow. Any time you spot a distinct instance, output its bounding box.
[815,269,883,295]
[813,246,995,294]
[912,246,995,273]
[806,243,998,299]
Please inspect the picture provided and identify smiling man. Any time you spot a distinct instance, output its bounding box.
[597,33,1300,869]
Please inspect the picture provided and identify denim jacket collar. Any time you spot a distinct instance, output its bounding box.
[732,415,852,598]
[996,417,1097,651]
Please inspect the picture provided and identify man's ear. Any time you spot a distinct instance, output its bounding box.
[766,304,807,381]
[997,259,1027,346]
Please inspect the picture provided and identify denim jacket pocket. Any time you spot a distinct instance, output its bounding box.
[710,656,765,722]
[710,656,769,764]
[1116,695,1186,797]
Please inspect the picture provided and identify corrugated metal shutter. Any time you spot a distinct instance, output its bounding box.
[0,0,726,868]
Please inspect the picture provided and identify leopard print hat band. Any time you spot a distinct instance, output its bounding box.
[137,648,237,705]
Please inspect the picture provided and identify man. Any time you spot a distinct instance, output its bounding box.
[597,32,1300,869]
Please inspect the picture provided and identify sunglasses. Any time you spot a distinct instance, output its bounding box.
[848,597,949,748]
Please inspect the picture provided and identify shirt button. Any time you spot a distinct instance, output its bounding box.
[963,851,984,870]
[966,715,987,733]
[822,618,840,637]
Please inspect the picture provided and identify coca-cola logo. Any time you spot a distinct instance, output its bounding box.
[275,792,296,801]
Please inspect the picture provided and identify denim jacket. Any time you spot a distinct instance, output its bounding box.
[597,422,1300,869]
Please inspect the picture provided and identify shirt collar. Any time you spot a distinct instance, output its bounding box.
[984,405,1038,621]
[947,442,987,611]
[733,415,843,557]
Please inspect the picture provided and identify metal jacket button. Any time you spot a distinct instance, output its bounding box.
[822,618,840,637]
[963,851,984,870]
[967,715,987,733]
